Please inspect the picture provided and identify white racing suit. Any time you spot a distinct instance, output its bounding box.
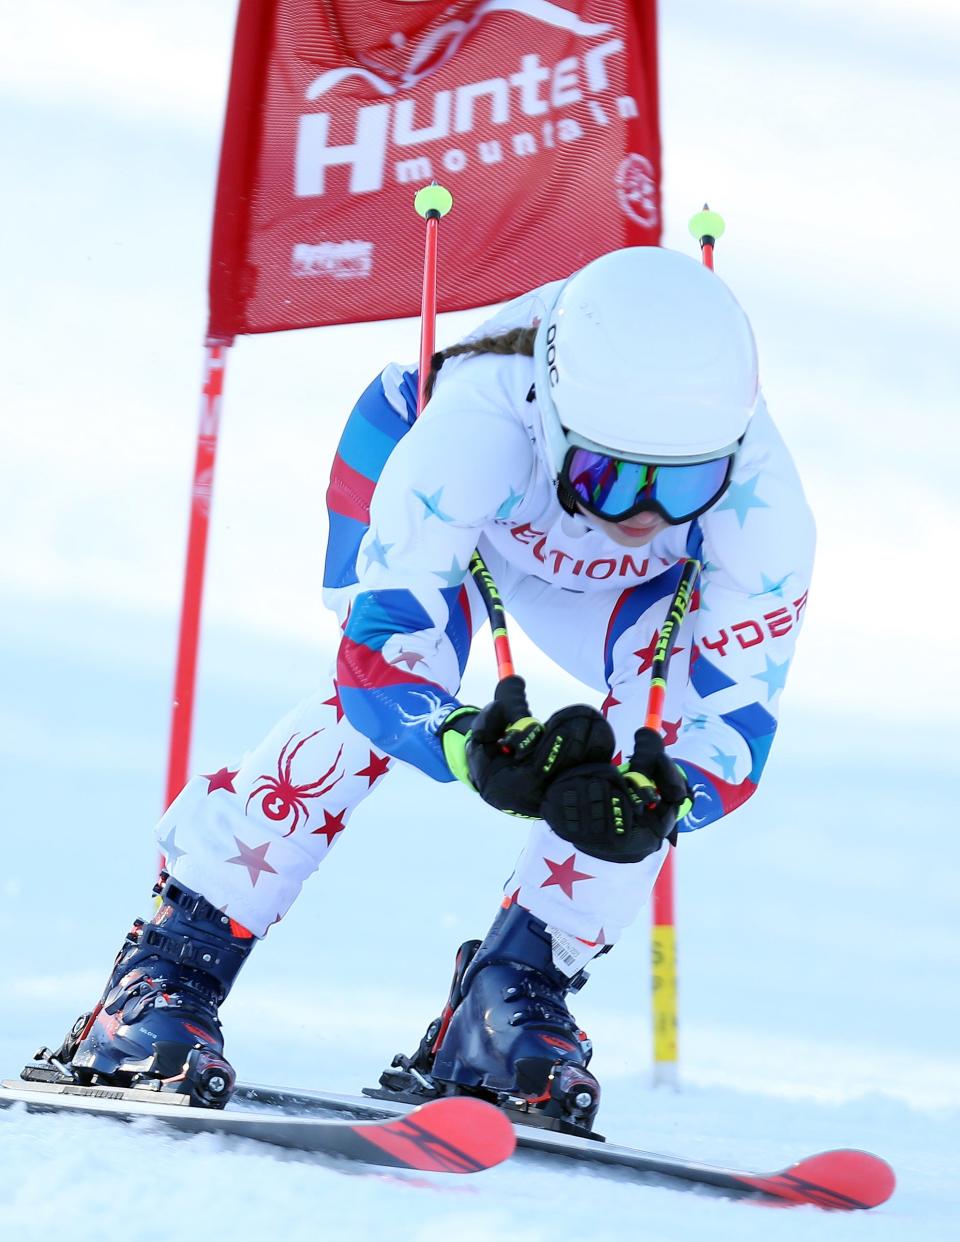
[159,285,816,945]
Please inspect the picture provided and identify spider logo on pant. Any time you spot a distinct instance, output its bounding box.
[245,731,345,837]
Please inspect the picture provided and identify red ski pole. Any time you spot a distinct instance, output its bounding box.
[649,205,726,1087]
[689,202,725,272]
[413,184,516,680]
[413,184,450,418]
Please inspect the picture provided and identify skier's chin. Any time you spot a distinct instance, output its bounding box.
[580,508,667,546]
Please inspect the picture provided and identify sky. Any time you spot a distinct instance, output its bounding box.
[2,1,958,750]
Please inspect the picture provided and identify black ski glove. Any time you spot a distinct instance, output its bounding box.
[440,675,615,818]
[539,727,693,863]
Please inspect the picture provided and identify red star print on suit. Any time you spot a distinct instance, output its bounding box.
[355,751,391,787]
[312,808,348,846]
[600,690,620,718]
[633,630,684,675]
[541,854,594,899]
[203,767,239,794]
[392,649,427,669]
[225,838,278,886]
[322,685,345,723]
[661,718,682,746]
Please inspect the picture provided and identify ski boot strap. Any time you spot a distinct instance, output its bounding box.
[140,876,255,992]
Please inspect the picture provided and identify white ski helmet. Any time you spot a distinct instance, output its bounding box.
[533,246,759,477]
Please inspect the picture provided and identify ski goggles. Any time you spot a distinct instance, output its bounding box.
[562,446,735,524]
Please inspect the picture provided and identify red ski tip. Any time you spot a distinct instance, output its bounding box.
[358,1096,516,1174]
[745,1148,896,1210]
[426,1096,518,1166]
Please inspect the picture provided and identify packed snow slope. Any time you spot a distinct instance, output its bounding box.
[1,2,958,1239]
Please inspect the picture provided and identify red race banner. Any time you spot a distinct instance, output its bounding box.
[208,0,661,339]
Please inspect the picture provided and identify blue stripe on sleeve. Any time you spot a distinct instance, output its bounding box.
[337,414,403,479]
[323,511,365,589]
[340,684,456,782]
[689,650,737,697]
[397,368,420,421]
[720,702,778,782]
[356,373,417,439]
[441,585,472,677]
[345,589,436,652]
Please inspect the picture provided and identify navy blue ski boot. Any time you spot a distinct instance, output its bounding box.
[47,874,255,1107]
[375,899,602,1134]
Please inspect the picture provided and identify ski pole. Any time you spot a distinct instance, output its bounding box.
[413,183,452,416]
[413,184,516,681]
[688,203,725,272]
[649,205,727,1086]
[645,558,702,733]
[467,551,515,679]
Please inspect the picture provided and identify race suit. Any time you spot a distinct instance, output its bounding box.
[158,284,815,941]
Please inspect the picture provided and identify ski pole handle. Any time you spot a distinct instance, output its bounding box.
[468,552,515,679]
[644,558,701,731]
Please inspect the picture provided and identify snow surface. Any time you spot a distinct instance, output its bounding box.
[2,2,959,1238]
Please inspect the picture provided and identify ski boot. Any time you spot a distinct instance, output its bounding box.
[373,899,602,1137]
[29,874,255,1108]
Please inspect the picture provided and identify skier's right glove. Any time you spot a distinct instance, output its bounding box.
[539,727,692,863]
[440,675,615,818]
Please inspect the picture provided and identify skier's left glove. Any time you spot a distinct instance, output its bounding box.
[539,728,693,862]
[626,727,693,823]
[439,675,615,818]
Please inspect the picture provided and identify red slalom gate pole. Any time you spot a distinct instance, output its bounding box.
[649,205,726,1087]
[164,340,231,811]
[648,558,702,1086]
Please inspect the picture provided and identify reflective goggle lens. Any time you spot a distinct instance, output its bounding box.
[565,448,732,522]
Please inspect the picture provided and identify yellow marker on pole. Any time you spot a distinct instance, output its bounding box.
[413,183,454,219]
[651,924,678,1066]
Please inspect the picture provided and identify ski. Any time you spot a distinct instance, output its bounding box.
[234,1082,896,1210]
[2,1074,896,1207]
[0,1079,515,1175]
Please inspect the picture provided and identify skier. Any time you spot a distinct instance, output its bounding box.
[49,246,814,1123]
